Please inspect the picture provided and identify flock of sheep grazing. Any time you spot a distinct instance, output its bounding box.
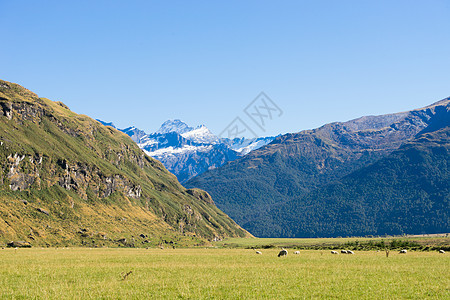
[252,248,447,256]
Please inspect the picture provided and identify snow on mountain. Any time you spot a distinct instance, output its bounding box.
[156,119,193,135]
[97,118,275,183]
[137,139,158,148]
[145,145,214,157]
[229,137,275,155]
[181,125,219,144]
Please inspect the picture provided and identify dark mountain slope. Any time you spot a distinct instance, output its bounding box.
[186,98,450,237]
[250,126,449,237]
[0,80,249,247]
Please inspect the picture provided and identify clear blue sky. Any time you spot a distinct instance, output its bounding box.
[1,1,449,137]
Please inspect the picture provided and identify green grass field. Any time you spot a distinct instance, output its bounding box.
[1,247,449,299]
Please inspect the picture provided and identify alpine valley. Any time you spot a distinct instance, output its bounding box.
[98,119,275,183]
[1,78,448,244]
[0,80,250,247]
[186,98,450,238]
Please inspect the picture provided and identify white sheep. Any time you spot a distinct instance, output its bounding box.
[331,250,338,254]
[341,250,348,254]
[347,250,354,254]
[439,250,445,254]
[255,251,262,255]
[278,248,288,257]
[399,249,407,254]
[294,251,300,255]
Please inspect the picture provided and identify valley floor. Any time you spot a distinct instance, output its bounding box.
[0,247,449,299]
[217,235,450,251]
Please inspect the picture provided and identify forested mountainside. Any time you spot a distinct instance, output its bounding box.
[186,98,450,237]
[245,127,450,237]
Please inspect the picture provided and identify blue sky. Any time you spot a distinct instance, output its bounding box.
[1,1,449,137]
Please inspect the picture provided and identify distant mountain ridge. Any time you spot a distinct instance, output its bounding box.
[186,97,450,237]
[97,119,276,183]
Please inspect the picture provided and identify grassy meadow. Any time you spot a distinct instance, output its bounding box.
[0,246,449,299]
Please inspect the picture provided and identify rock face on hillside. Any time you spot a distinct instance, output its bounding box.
[186,98,450,237]
[0,79,250,247]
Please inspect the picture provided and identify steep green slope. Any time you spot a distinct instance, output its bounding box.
[0,80,250,247]
[253,127,449,237]
[186,98,450,237]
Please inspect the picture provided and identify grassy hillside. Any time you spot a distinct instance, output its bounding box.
[0,79,250,247]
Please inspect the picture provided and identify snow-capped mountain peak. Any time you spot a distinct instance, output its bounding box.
[97,118,275,183]
[181,124,219,144]
[156,119,193,135]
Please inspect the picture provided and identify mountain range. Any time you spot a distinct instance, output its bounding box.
[2,78,447,242]
[0,79,250,247]
[186,98,450,237]
[98,119,275,183]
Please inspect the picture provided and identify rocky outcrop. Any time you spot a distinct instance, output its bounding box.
[0,101,13,120]
[186,188,214,205]
[4,152,143,200]
[7,153,40,191]
[7,241,32,248]
[0,90,147,199]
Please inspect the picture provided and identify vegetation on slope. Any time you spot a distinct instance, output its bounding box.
[267,127,449,237]
[0,79,250,247]
[186,99,450,237]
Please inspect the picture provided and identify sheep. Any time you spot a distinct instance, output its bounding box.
[341,250,348,254]
[294,251,300,255]
[251,247,262,255]
[331,250,338,254]
[399,249,407,254]
[278,248,288,257]
[439,250,445,254]
[347,250,354,255]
